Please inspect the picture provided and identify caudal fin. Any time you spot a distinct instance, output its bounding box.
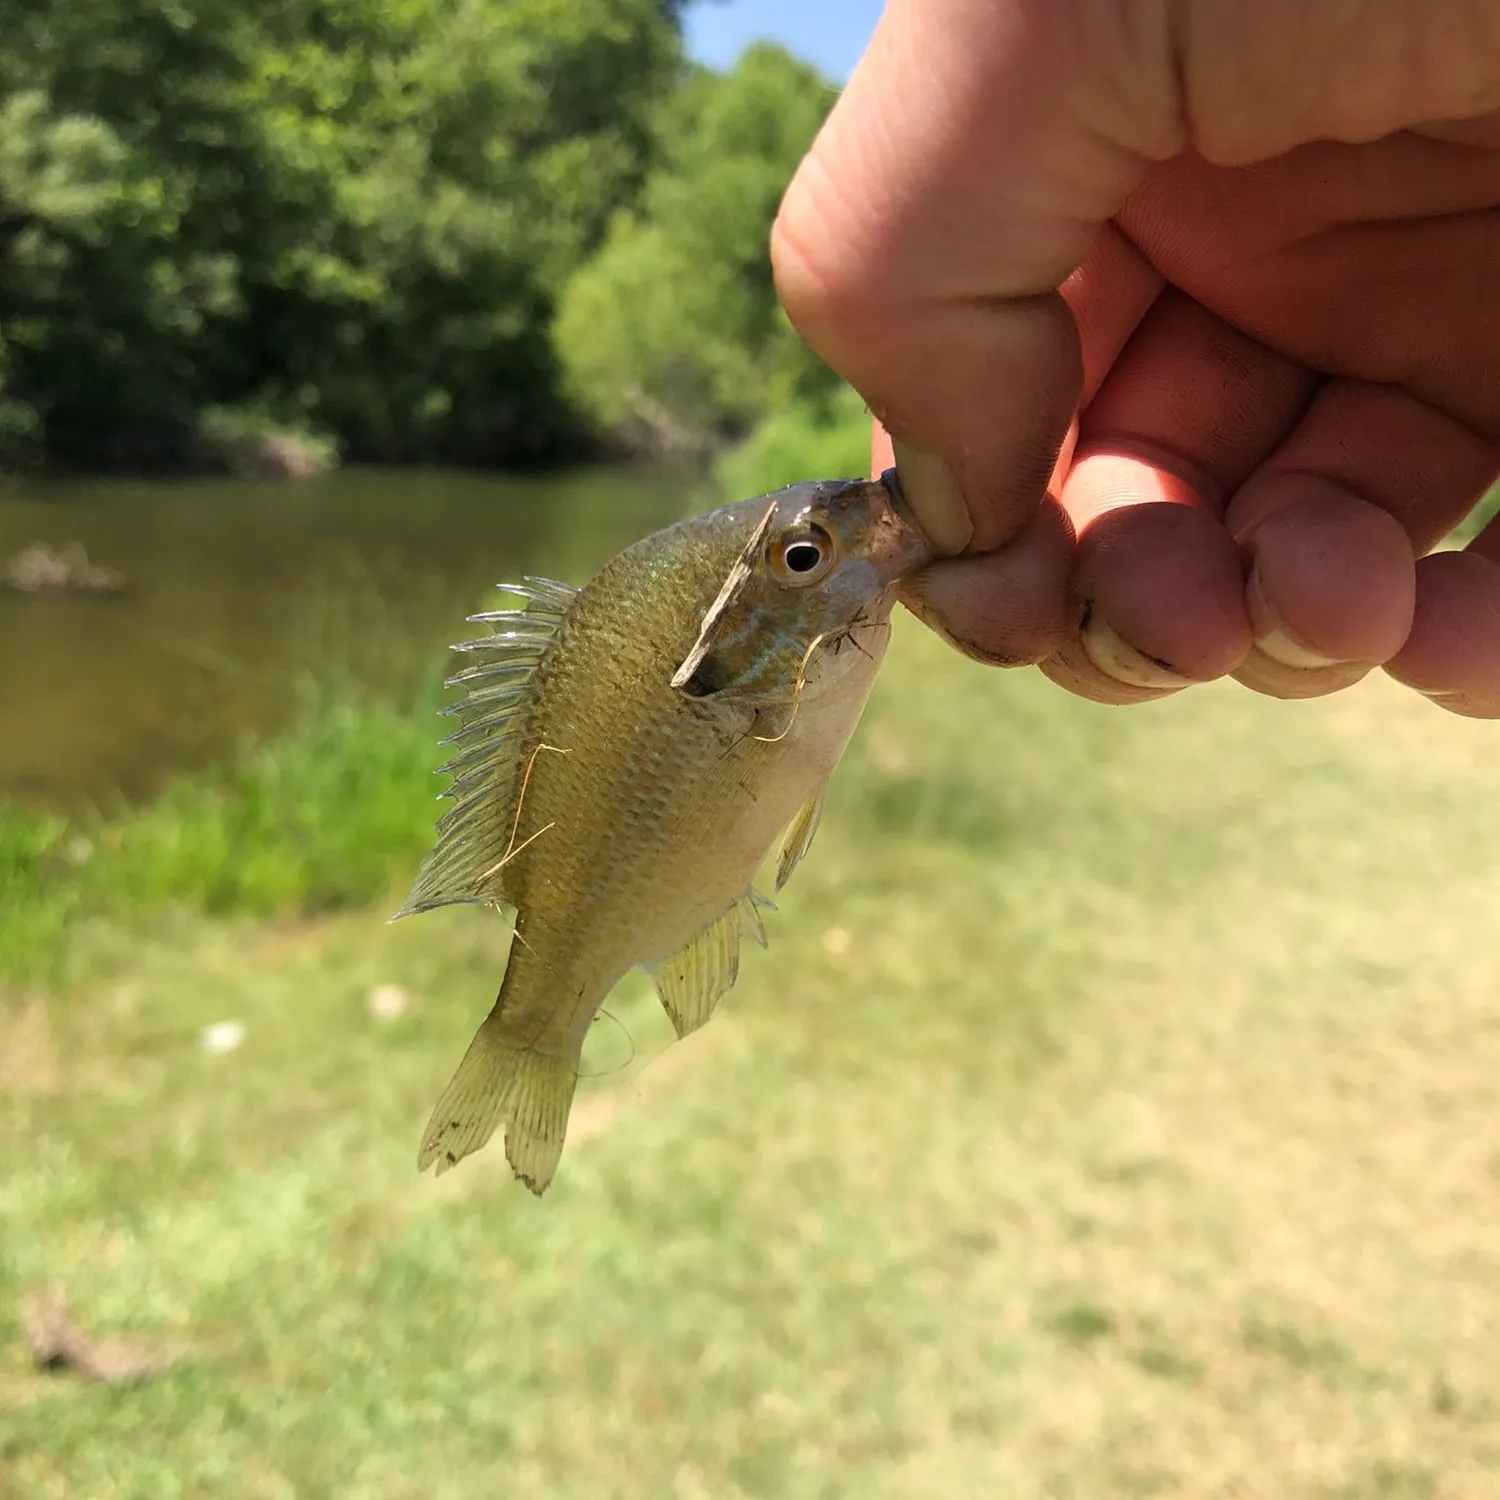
[501,1051,578,1193]
[417,1018,579,1195]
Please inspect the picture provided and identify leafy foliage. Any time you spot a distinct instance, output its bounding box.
[714,381,874,499]
[0,0,682,469]
[554,43,842,456]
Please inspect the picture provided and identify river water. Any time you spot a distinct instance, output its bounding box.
[0,466,701,811]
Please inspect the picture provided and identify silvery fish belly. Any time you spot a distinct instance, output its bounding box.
[393,472,933,1194]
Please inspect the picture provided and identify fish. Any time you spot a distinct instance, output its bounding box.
[393,470,933,1194]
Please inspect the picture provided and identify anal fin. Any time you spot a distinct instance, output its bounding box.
[736,888,774,949]
[648,892,770,1040]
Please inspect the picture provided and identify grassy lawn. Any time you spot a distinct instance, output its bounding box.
[4,617,1499,1498]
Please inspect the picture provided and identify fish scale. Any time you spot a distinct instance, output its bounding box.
[394,473,933,1194]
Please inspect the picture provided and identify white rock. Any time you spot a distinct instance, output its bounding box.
[200,1020,245,1054]
[367,984,410,1022]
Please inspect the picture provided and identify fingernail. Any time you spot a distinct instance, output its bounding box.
[1414,687,1496,718]
[1079,604,1193,690]
[1245,565,1342,670]
[1414,686,1472,710]
[891,439,974,556]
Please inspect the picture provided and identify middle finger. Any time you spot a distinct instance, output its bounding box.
[1041,289,1317,702]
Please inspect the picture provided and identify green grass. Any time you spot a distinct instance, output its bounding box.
[1,681,446,990]
[1446,478,1500,546]
[5,619,1500,1498]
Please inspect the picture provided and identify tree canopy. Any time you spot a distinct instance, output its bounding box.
[554,43,840,457]
[2,0,814,472]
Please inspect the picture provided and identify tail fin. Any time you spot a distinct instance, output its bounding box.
[417,1016,579,1196]
[502,1051,578,1194]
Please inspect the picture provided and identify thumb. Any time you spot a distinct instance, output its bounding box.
[772,0,1178,552]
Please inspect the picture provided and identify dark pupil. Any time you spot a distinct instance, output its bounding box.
[784,540,823,574]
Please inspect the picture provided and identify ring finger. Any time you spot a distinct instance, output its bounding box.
[1040,289,1316,703]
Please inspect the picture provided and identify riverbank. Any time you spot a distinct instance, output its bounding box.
[5,622,1499,1495]
[0,414,877,986]
[0,463,705,813]
[6,420,1494,996]
[5,436,1493,996]
[2,682,444,988]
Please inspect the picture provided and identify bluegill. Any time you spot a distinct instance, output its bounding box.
[394,472,932,1193]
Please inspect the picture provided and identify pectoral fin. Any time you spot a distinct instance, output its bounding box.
[775,787,826,892]
[649,891,771,1039]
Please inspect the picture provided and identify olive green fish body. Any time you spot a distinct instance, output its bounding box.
[398,476,930,1193]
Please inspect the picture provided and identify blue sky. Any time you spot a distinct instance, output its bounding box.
[682,0,884,83]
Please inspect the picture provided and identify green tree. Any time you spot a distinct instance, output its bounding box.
[554,42,841,457]
[0,0,682,469]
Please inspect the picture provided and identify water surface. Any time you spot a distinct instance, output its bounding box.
[0,466,700,810]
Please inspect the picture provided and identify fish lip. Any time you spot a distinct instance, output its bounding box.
[877,466,909,523]
[873,467,937,580]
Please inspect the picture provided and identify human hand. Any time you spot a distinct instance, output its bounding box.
[772,0,1500,715]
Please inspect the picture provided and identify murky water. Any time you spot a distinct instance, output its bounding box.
[0,466,701,811]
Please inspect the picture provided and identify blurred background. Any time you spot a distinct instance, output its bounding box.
[1,3,1497,1496]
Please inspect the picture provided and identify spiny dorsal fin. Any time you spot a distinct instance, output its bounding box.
[391,575,578,921]
[647,890,771,1040]
[775,787,826,892]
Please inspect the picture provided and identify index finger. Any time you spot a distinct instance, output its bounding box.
[771,0,1172,551]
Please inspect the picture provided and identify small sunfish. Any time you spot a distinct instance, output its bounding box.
[394,470,933,1193]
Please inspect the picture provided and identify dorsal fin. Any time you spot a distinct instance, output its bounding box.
[391,575,578,921]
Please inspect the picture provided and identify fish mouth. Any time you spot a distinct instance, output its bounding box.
[877,466,910,524]
[870,467,937,581]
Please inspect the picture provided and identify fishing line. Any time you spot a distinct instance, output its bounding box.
[476,740,570,884]
[576,1006,638,1080]
[753,630,830,744]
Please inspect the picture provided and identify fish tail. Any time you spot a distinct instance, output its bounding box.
[502,1051,579,1196]
[417,1006,579,1195]
[416,1009,514,1176]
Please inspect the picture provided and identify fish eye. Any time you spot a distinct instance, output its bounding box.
[770,523,836,587]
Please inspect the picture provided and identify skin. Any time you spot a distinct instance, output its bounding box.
[771,0,1500,717]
